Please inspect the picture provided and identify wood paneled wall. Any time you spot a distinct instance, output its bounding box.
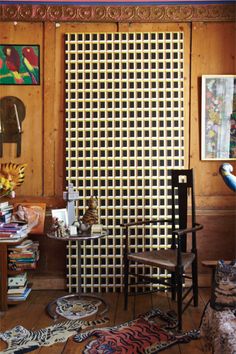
[0,11,235,288]
[191,22,236,207]
[0,23,44,197]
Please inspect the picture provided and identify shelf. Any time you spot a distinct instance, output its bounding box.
[0,233,34,311]
[8,269,25,276]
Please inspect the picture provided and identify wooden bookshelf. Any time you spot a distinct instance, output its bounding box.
[0,234,29,311]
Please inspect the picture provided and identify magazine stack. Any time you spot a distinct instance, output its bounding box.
[0,221,28,241]
[8,239,40,271]
[0,201,13,224]
[7,272,31,301]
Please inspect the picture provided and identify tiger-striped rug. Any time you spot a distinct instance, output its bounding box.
[0,317,108,354]
[0,308,199,354]
[74,308,200,353]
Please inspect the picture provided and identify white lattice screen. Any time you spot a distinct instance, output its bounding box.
[65,32,185,293]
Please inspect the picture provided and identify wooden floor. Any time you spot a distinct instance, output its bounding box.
[0,288,211,353]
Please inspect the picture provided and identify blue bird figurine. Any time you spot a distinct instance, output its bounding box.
[219,163,236,192]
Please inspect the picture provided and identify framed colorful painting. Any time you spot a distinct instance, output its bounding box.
[201,75,236,160]
[0,44,40,85]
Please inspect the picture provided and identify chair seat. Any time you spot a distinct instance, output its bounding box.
[128,249,195,272]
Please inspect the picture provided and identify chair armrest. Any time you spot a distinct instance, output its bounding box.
[173,223,203,237]
[120,219,171,228]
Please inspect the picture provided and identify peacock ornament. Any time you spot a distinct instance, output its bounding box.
[219,163,236,192]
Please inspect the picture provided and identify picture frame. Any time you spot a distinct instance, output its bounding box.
[0,44,40,85]
[13,203,46,234]
[201,75,236,160]
[51,208,69,227]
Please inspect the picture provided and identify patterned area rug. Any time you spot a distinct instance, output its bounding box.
[0,317,108,354]
[74,308,200,353]
[55,298,102,320]
[0,308,199,354]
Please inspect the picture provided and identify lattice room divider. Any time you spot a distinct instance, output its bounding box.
[65,32,185,293]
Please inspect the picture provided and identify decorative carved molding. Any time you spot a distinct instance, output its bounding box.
[0,4,235,22]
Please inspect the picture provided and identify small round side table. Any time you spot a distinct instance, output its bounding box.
[46,229,108,320]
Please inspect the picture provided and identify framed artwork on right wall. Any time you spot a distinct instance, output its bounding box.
[201,75,236,160]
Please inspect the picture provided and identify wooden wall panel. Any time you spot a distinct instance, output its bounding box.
[197,212,236,271]
[190,23,236,265]
[0,22,43,197]
[190,22,236,209]
[43,22,58,196]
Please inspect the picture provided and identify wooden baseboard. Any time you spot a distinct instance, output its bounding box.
[198,273,211,287]
[29,273,212,290]
[185,273,211,288]
[28,274,66,290]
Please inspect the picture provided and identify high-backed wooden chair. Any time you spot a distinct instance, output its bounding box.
[121,169,203,330]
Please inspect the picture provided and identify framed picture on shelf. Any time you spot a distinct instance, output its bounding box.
[201,75,236,160]
[51,208,68,227]
[12,203,46,234]
[0,44,40,85]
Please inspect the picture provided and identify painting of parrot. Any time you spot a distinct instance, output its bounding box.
[0,45,39,85]
[22,46,39,84]
[219,163,236,192]
[2,46,24,84]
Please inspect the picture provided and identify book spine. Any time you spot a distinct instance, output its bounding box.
[9,253,35,258]
[0,233,13,238]
[0,207,13,215]
[8,283,28,294]
[0,202,9,208]
[0,213,12,223]
[8,263,36,270]
[8,288,32,301]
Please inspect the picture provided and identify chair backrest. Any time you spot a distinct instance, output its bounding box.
[171,169,196,252]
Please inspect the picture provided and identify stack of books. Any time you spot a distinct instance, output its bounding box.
[0,221,28,241]
[8,239,40,271]
[7,272,31,301]
[0,201,13,224]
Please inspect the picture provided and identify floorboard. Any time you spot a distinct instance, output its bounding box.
[0,288,211,353]
[152,292,180,354]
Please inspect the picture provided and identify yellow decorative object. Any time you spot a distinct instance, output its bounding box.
[0,162,27,198]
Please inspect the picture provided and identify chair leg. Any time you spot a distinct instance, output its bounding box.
[124,258,129,310]
[177,270,183,331]
[171,272,176,301]
[192,257,198,307]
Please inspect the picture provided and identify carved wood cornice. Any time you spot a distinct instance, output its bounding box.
[0,4,235,23]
